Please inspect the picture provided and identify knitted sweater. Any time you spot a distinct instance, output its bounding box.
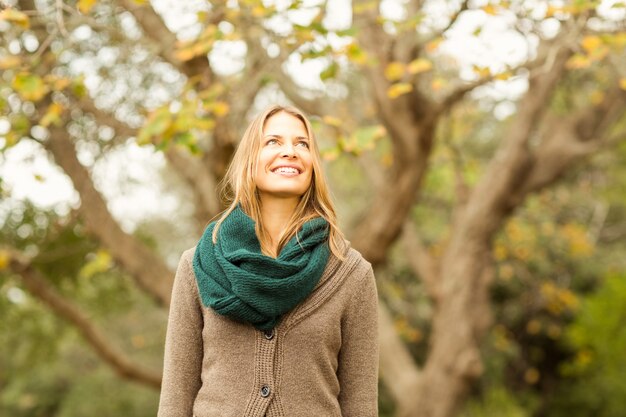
[157,240,379,417]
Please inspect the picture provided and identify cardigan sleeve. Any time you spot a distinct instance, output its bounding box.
[337,265,379,417]
[157,249,204,417]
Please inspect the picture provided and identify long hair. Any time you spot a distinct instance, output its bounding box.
[211,105,345,260]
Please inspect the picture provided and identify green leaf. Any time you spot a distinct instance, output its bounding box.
[71,76,88,98]
[79,250,113,279]
[12,73,49,102]
[10,114,30,135]
[320,62,339,81]
[137,107,172,145]
[174,132,198,148]
[335,27,357,37]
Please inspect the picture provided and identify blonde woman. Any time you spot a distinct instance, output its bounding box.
[157,105,379,417]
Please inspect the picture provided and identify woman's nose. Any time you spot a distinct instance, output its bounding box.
[281,143,296,157]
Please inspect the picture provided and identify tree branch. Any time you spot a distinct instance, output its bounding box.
[460,41,575,234]
[164,148,221,226]
[438,75,499,115]
[273,69,327,116]
[422,0,470,47]
[8,250,162,389]
[45,125,175,307]
[79,97,136,140]
[378,302,421,403]
[76,94,222,230]
[117,0,215,83]
[520,87,626,196]
[398,30,579,417]
[401,220,440,301]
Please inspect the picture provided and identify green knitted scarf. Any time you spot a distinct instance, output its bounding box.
[192,206,331,331]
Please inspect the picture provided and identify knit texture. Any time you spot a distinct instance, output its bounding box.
[192,206,331,331]
[157,244,379,417]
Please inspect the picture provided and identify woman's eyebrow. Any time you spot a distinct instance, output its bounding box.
[264,134,309,141]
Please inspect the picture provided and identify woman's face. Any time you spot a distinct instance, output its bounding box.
[255,111,314,204]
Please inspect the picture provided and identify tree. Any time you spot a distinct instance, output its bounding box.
[1,0,625,416]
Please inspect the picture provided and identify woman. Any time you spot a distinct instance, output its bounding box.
[157,105,379,417]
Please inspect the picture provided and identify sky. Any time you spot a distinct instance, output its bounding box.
[0,0,623,230]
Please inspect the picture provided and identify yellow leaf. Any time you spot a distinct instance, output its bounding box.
[353,1,378,14]
[607,32,626,48]
[0,8,30,28]
[545,5,563,17]
[79,250,113,279]
[581,35,602,52]
[493,244,507,261]
[482,4,498,15]
[34,174,45,182]
[174,47,197,62]
[252,5,266,17]
[345,42,368,65]
[387,82,413,99]
[211,101,229,117]
[425,38,442,53]
[40,103,64,127]
[590,90,604,105]
[52,77,71,91]
[619,78,626,90]
[78,0,97,14]
[494,71,512,80]
[44,74,71,91]
[0,56,21,70]
[565,54,591,70]
[431,77,446,91]
[560,223,593,257]
[472,65,491,78]
[384,62,405,81]
[322,115,342,127]
[407,58,433,74]
[193,118,216,131]
[524,368,540,384]
[0,250,9,270]
[526,319,541,335]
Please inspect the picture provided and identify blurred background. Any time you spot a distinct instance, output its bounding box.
[1,0,625,416]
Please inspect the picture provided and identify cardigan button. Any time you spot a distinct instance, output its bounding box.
[264,329,274,340]
[260,385,271,398]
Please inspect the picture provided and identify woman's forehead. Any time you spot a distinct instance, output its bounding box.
[264,112,307,130]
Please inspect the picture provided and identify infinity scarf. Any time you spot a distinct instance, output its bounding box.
[192,206,331,331]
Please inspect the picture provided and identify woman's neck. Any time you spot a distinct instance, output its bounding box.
[259,197,299,253]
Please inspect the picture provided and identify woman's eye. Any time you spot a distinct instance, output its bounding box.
[297,141,309,148]
[266,139,278,145]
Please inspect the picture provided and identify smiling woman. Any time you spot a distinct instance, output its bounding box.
[255,111,314,212]
[157,105,379,417]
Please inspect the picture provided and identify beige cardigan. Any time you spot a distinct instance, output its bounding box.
[157,241,379,417]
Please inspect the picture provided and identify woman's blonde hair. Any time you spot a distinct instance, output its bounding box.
[212,105,345,260]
